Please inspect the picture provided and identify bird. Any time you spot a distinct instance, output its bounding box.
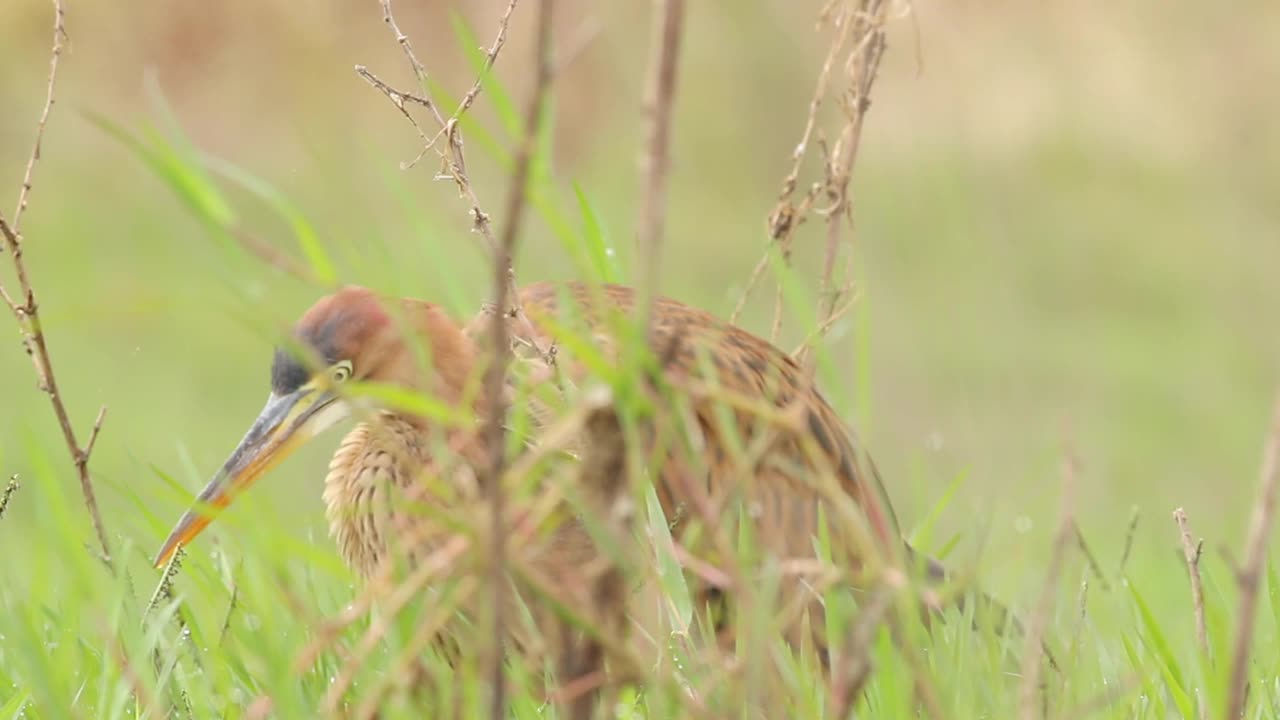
[152,280,958,672]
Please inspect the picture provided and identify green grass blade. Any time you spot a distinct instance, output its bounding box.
[573,184,622,284]
[202,155,337,285]
[1127,580,1194,717]
[0,689,30,719]
[86,112,236,231]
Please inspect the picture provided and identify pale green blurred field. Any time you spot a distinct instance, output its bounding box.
[1,0,1278,692]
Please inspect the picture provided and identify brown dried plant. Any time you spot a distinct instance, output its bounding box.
[734,0,901,372]
[0,0,113,567]
[1225,394,1280,720]
[480,0,557,716]
[356,0,551,365]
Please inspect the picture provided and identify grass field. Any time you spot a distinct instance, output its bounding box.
[2,0,1279,717]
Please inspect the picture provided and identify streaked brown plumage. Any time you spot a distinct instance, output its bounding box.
[154,280,930,664]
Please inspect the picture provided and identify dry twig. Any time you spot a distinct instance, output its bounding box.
[1224,394,1280,720]
[0,0,113,568]
[634,0,686,333]
[418,0,522,163]
[732,0,895,373]
[810,1,889,345]
[359,0,550,365]
[8,0,66,236]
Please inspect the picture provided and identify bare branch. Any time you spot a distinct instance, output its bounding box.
[730,0,894,376]
[419,0,521,156]
[356,65,438,143]
[378,0,445,126]
[806,0,889,371]
[10,0,67,236]
[634,0,686,332]
[82,405,108,462]
[0,0,113,569]
[1225,393,1280,720]
[481,1,556,717]
[361,0,552,365]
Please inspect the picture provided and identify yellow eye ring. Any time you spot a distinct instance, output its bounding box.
[331,361,353,383]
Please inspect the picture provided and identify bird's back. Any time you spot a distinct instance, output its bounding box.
[474,281,902,577]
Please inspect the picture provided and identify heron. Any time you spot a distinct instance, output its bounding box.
[152,280,945,664]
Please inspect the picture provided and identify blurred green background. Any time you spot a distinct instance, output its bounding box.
[1,0,1277,621]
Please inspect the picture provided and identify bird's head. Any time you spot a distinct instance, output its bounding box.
[152,285,477,568]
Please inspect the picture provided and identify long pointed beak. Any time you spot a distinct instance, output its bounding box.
[152,385,349,568]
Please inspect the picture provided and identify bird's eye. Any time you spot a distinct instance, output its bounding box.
[330,361,353,384]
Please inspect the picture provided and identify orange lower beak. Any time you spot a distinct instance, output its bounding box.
[153,386,342,568]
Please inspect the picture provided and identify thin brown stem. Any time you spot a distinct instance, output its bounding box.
[735,0,893,377]
[0,0,113,569]
[1173,509,1209,656]
[363,0,551,365]
[378,0,446,127]
[1225,394,1280,720]
[732,2,856,327]
[356,65,438,144]
[482,2,556,718]
[418,0,521,158]
[10,0,66,235]
[1173,507,1209,720]
[805,0,888,373]
[1018,447,1078,720]
[634,0,686,333]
